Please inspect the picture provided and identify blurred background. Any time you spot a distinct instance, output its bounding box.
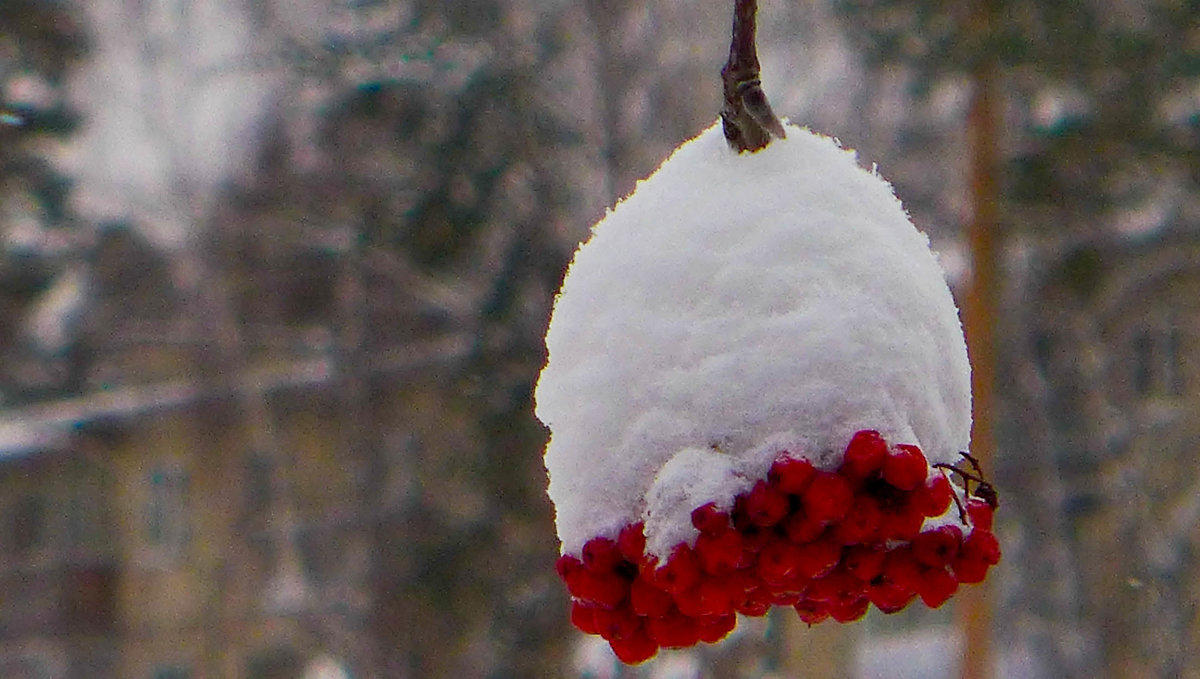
[0,0,1198,677]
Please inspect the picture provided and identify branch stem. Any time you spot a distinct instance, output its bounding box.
[721,0,785,152]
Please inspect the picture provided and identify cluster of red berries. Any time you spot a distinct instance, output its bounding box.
[556,430,1001,664]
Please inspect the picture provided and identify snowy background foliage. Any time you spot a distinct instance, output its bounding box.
[0,0,1198,678]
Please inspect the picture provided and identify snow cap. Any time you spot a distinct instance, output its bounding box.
[537,121,971,556]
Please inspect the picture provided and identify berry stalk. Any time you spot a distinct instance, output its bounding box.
[721,0,786,152]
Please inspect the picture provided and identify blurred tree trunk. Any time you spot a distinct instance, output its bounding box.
[957,0,999,672]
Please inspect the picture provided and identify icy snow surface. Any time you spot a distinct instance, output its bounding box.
[537,121,971,557]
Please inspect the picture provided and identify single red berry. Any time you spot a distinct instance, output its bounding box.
[770,453,817,494]
[914,472,955,517]
[832,494,882,545]
[952,529,1001,585]
[651,544,702,594]
[878,498,925,541]
[736,593,771,617]
[794,599,830,625]
[882,546,925,593]
[617,522,647,562]
[744,480,791,527]
[805,569,866,605]
[695,528,745,575]
[966,497,995,531]
[867,580,915,614]
[783,510,827,544]
[951,554,990,584]
[583,536,624,573]
[769,589,804,606]
[609,628,659,664]
[593,605,640,641]
[569,570,630,609]
[802,471,853,524]
[756,538,804,586]
[697,613,738,643]
[882,444,928,491]
[842,430,888,480]
[793,534,843,580]
[556,554,584,581]
[964,530,1001,563]
[647,611,701,649]
[829,595,871,623]
[570,600,600,635]
[673,585,709,618]
[842,544,887,582]
[690,502,730,535]
[629,577,674,617]
[698,578,741,616]
[916,567,958,608]
[912,525,963,568]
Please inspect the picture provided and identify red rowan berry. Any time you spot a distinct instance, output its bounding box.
[757,538,804,585]
[966,497,995,531]
[593,605,640,641]
[570,569,630,609]
[783,510,827,544]
[842,429,889,480]
[867,580,915,614]
[829,595,870,623]
[913,472,954,517]
[673,585,709,618]
[916,567,958,608]
[803,471,853,524]
[793,534,843,580]
[695,528,745,575]
[651,544,702,594]
[878,498,925,541]
[695,577,740,617]
[737,591,771,617]
[794,599,831,625]
[882,546,924,593]
[833,494,882,544]
[570,600,599,635]
[770,453,817,494]
[583,536,624,573]
[842,544,887,582]
[697,613,738,643]
[629,577,673,617]
[882,444,927,491]
[744,480,791,527]
[617,522,647,562]
[556,554,584,581]
[911,525,963,568]
[647,611,701,649]
[609,628,658,664]
[691,502,730,535]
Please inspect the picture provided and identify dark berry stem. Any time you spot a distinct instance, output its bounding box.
[721,0,786,152]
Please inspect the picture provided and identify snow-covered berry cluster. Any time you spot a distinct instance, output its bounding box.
[557,429,1000,664]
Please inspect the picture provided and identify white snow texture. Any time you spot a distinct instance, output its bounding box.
[537,121,971,557]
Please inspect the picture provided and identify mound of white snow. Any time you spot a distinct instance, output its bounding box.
[537,121,971,557]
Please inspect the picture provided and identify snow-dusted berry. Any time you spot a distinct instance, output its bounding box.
[769,453,817,494]
[882,444,928,491]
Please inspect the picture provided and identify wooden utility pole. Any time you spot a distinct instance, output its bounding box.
[959,1,1001,678]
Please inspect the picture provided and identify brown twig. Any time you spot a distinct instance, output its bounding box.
[721,0,786,152]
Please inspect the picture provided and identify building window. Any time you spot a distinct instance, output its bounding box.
[145,465,190,553]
